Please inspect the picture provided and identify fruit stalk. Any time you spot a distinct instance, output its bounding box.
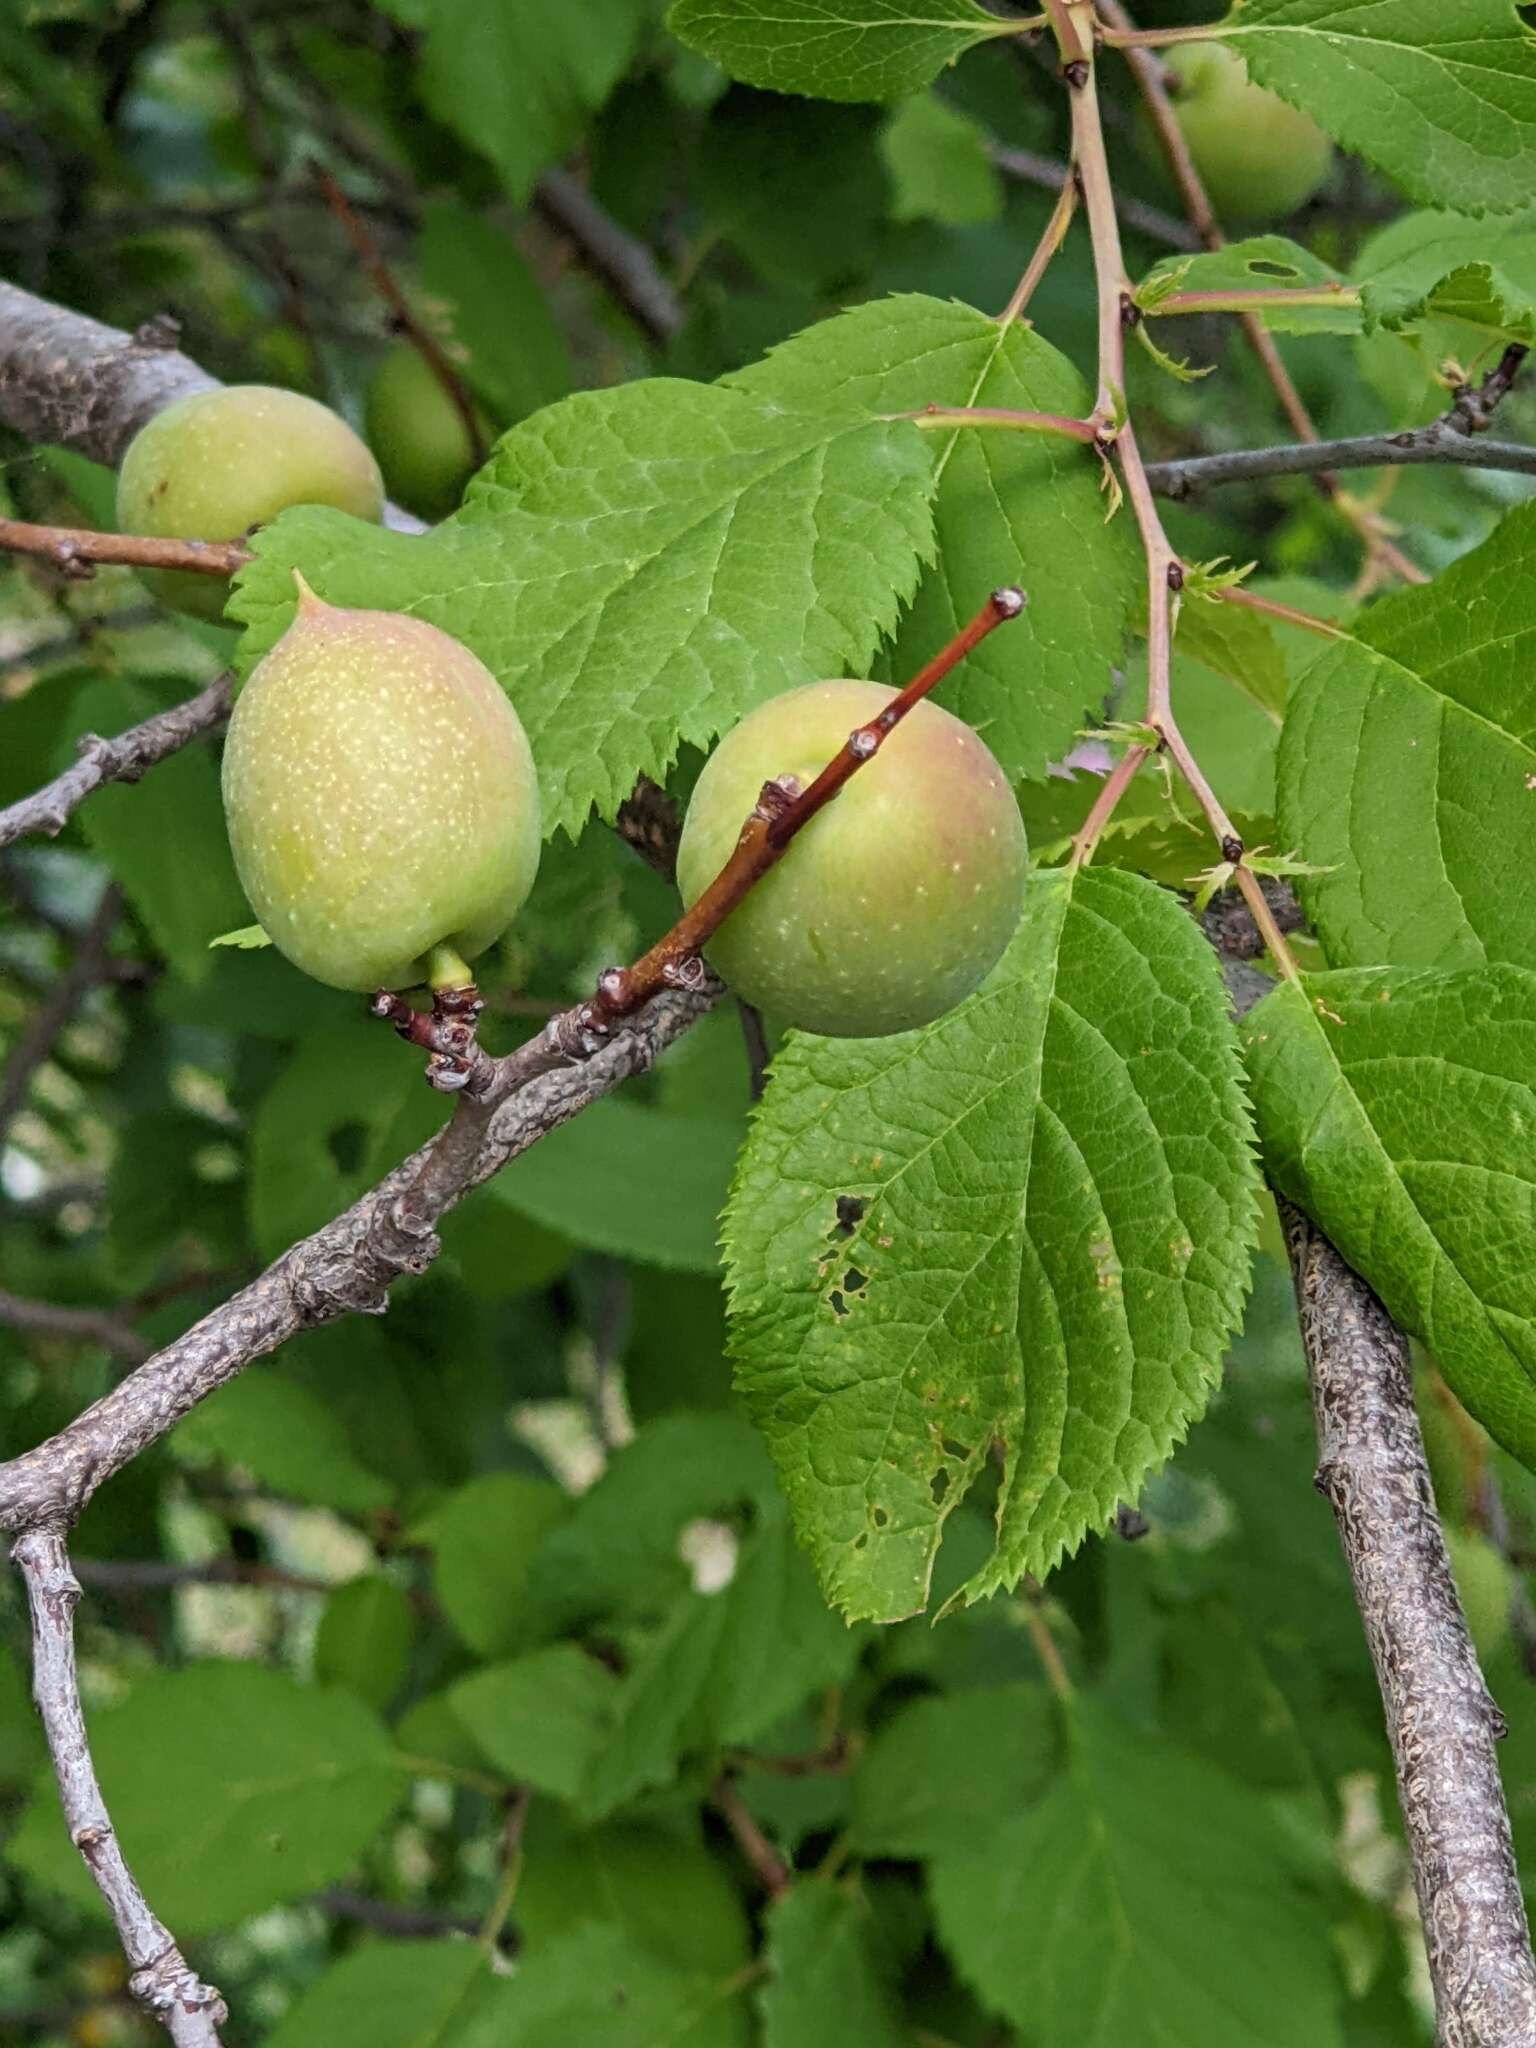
[557,588,1026,1047]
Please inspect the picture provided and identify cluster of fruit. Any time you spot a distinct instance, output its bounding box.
[115,383,1026,1039]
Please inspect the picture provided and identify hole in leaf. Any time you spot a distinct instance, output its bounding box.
[872,1506,889,1528]
[829,1290,847,1317]
[853,1532,868,1551]
[326,1119,369,1175]
[930,1468,949,1506]
[1248,259,1300,279]
[941,1438,972,1462]
[832,1194,865,1239]
[843,1267,867,1294]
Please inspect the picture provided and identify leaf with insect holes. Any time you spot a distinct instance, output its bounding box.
[730,294,1142,784]
[1243,965,1536,1470]
[723,866,1257,1623]
[1277,502,1536,974]
[229,380,934,841]
[666,0,1015,104]
[1138,238,1358,337]
[1223,0,1536,217]
[1355,205,1536,343]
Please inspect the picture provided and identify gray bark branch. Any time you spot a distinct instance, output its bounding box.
[0,1290,150,1365]
[1147,427,1536,497]
[0,671,233,852]
[0,980,715,1532]
[533,169,684,345]
[14,1529,228,2046]
[1284,1210,1536,2048]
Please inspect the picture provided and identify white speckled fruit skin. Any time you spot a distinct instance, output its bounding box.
[221,590,540,992]
[676,681,1027,1039]
[116,386,384,622]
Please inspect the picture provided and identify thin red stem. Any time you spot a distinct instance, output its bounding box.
[998,170,1079,326]
[313,163,488,467]
[0,518,248,580]
[1215,584,1345,641]
[902,405,1098,443]
[1069,743,1153,867]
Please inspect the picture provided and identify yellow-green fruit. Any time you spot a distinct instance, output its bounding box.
[676,681,1027,1039]
[1444,1528,1516,1662]
[221,583,540,992]
[116,386,385,622]
[1147,42,1333,224]
[365,345,491,522]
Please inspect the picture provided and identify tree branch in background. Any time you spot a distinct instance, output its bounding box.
[312,162,488,465]
[0,281,423,533]
[990,142,1199,251]
[1148,428,1536,497]
[15,1529,229,2047]
[533,168,685,346]
[0,672,233,852]
[0,1291,150,1365]
[0,284,215,465]
[1284,1211,1536,2046]
[0,882,123,1154]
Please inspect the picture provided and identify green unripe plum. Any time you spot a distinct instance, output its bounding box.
[1444,1528,1516,1663]
[1146,42,1333,224]
[675,681,1027,1039]
[364,345,492,522]
[116,386,385,622]
[221,581,540,992]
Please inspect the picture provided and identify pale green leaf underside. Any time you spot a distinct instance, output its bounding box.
[930,1698,1345,2047]
[1357,206,1536,342]
[666,0,1011,103]
[1277,500,1536,973]
[724,866,1256,1623]
[231,379,934,839]
[731,296,1141,783]
[1223,0,1536,218]
[1242,966,1536,1469]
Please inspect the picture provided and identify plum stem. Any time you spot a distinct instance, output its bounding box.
[427,942,474,992]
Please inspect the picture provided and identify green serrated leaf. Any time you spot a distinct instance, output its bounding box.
[1356,206,1536,343]
[209,922,271,950]
[265,1942,500,2048]
[849,1682,1057,1859]
[880,93,1002,226]
[724,866,1257,1622]
[666,0,1012,104]
[761,1885,908,2048]
[230,379,934,839]
[929,1696,1345,2046]
[730,294,1142,782]
[408,0,650,202]
[173,1373,394,1513]
[1225,0,1536,218]
[7,1664,402,1934]
[1134,323,1215,383]
[1277,501,1536,973]
[1242,964,1536,1469]
[314,1576,416,1711]
[459,1922,750,2048]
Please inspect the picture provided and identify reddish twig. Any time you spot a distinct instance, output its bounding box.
[1212,585,1345,641]
[14,1530,228,2045]
[0,516,249,581]
[998,168,1079,325]
[711,1774,790,1897]
[313,162,487,466]
[1095,0,1425,588]
[563,587,1026,1045]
